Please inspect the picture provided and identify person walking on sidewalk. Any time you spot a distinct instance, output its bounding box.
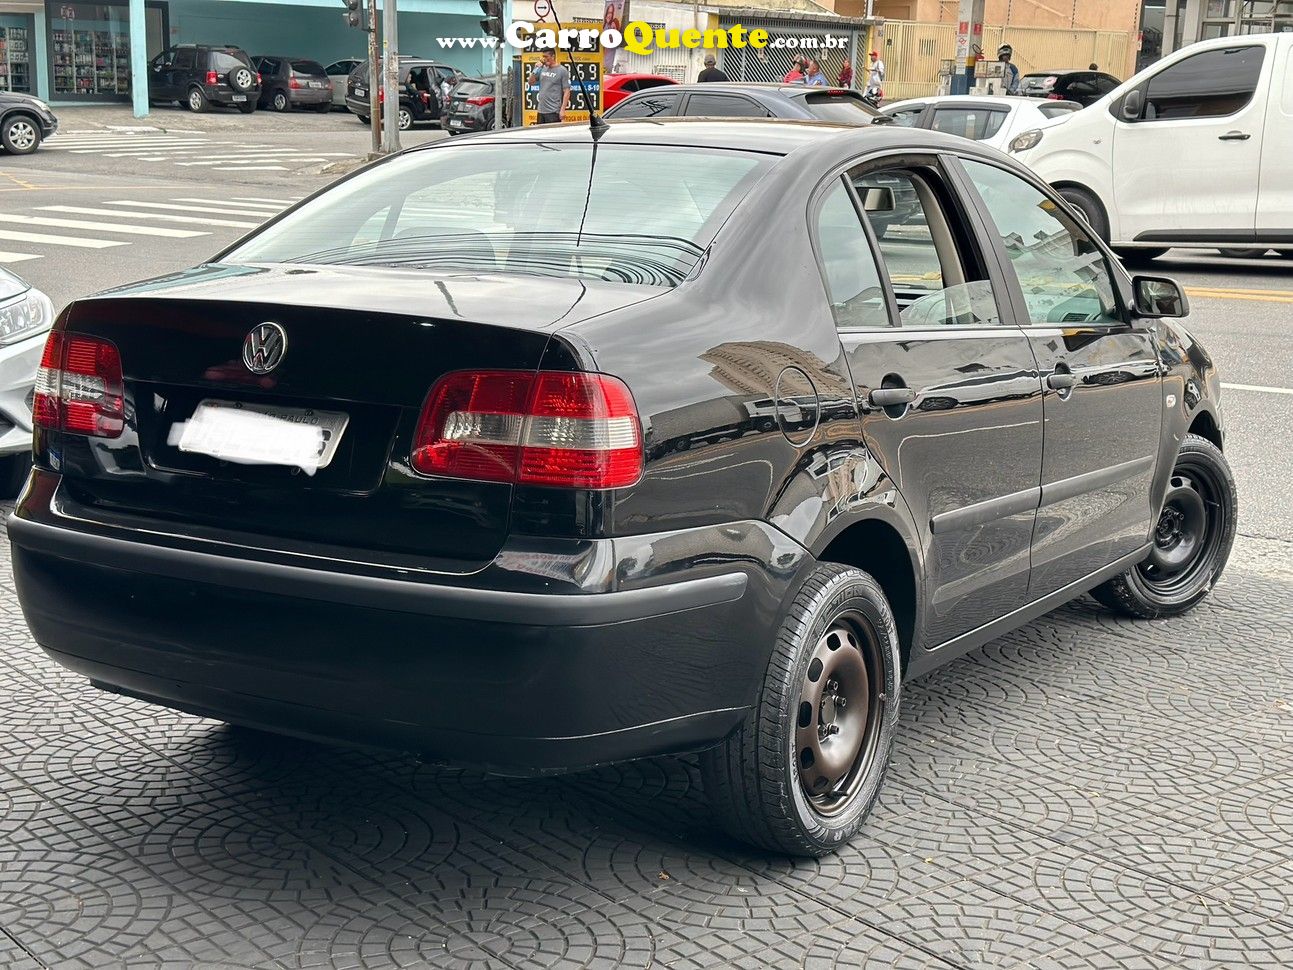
[867,50,885,98]
[529,50,571,124]
[698,53,729,82]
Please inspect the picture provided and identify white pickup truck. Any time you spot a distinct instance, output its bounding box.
[1012,32,1292,261]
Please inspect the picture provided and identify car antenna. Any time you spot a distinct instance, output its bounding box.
[547,4,609,140]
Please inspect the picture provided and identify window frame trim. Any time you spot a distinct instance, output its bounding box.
[1123,43,1267,124]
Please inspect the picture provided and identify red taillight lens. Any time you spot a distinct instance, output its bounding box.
[378,87,385,103]
[206,70,219,85]
[256,72,263,85]
[32,331,125,439]
[1046,93,1063,100]
[289,75,301,89]
[465,96,495,106]
[412,370,642,489]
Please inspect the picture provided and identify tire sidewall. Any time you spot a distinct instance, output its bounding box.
[1058,186,1109,241]
[2,116,40,154]
[273,91,288,111]
[398,107,413,130]
[779,570,901,850]
[188,88,206,112]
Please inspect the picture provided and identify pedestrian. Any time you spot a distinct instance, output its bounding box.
[783,56,806,84]
[998,44,1021,94]
[698,53,729,82]
[867,49,885,97]
[838,59,853,89]
[528,49,571,124]
[804,58,827,86]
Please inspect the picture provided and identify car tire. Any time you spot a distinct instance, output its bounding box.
[1,114,41,155]
[1056,185,1109,241]
[237,101,256,114]
[1115,247,1168,265]
[357,114,369,125]
[0,452,31,499]
[398,107,413,131]
[271,90,290,112]
[1092,433,1236,620]
[228,66,256,94]
[701,562,901,857]
[187,87,210,113]
[1218,248,1269,259]
[310,103,331,113]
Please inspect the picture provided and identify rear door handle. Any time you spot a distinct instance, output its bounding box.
[868,387,917,407]
[1045,372,1079,390]
[1218,131,1251,141]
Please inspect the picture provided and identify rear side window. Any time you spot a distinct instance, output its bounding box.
[610,93,677,118]
[683,94,768,117]
[1143,45,1264,120]
[813,180,891,329]
[173,48,195,70]
[886,106,925,127]
[930,107,1007,140]
[803,93,882,124]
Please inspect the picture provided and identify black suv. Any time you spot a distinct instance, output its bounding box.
[0,91,57,155]
[346,57,462,129]
[1019,68,1120,106]
[148,44,260,113]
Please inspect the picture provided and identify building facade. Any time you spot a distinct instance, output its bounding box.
[1153,0,1292,61]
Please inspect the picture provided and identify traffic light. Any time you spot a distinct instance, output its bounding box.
[479,0,504,39]
[344,0,365,29]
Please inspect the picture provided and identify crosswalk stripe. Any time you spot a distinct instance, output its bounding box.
[0,214,210,238]
[40,206,263,229]
[173,198,283,209]
[103,200,280,216]
[57,139,210,149]
[206,166,288,171]
[176,158,329,166]
[0,251,43,264]
[231,196,299,204]
[0,229,126,249]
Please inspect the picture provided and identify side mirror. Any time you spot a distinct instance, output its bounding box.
[860,186,895,214]
[1133,275,1188,318]
[1121,89,1144,121]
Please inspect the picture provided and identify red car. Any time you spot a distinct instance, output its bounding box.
[601,73,678,109]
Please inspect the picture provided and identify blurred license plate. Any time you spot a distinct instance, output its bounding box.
[175,399,349,472]
[449,119,464,128]
[232,94,247,102]
[355,86,366,96]
[309,80,325,88]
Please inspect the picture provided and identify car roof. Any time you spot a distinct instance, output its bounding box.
[659,82,857,99]
[420,116,965,156]
[606,73,677,82]
[885,95,1072,111]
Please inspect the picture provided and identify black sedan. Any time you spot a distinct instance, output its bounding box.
[10,120,1236,857]
[1019,68,1121,106]
[0,91,58,154]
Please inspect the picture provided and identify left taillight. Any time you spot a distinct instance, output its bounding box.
[206,70,219,85]
[411,370,643,490]
[33,331,125,439]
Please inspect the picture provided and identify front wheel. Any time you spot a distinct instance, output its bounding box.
[1092,433,1237,619]
[0,115,40,154]
[1056,185,1109,241]
[701,563,901,857]
[1115,247,1169,265]
[1219,248,1269,259]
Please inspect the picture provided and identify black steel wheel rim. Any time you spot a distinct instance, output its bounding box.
[794,610,885,818]
[1138,456,1228,595]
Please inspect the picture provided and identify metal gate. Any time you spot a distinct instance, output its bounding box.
[714,13,871,86]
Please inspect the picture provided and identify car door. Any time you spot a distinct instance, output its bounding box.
[149,48,175,99]
[954,156,1163,596]
[817,155,1045,648]
[1112,43,1269,242]
[607,90,680,118]
[679,92,771,117]
[1256,36,1293,237]
[171,47,196,93]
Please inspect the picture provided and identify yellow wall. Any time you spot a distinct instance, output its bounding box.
[873,0,1140,32]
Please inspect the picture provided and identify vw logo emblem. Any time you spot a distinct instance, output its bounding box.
[242,322,288,374]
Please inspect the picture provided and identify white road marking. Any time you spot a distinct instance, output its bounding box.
[231,196,299,204]
[1221,382,1293,396]
[103,200,280,216]
[173,198,283,209]
[0,214,209,238]
[0,229,126,249]
[175,158,328,166]
[39,206,263,229]
[0,251,43,264]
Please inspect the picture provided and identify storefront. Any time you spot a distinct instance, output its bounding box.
[1157,0,1293,59]
[47,0,166,100]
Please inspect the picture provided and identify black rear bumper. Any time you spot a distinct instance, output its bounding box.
[9,472,805,773]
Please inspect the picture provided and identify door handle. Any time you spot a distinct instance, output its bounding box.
[1218,131,1251,141]
[868,387,916,408]
[1045,371,1079,391]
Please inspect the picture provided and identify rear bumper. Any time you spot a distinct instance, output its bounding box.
[9,471,806,773]
[289,89,332,106]
[206,85,259,106]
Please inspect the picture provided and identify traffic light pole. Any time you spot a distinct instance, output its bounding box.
[479,0,505,129]
[381,0,401,154]
[368,0,380,154]
[495,42,504,129]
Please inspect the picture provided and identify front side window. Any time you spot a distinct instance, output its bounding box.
[813,180,891,329]
[226,143,770,287]
[961,159,1121,326]
[930,108,1007,140]
[683,94,768,117]
[610,93,677,118]
[802,94,882,124]
[173,48,196,71]
[886,106,925,127]
[1142,45,1264,120]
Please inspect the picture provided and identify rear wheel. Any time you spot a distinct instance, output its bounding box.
[357,114,369,125]
[1092,434,1236,619]
[398,107,413,130]
[1115,247,1168,265]
[271,90,290,112]
[0,452,31,499]
[701,563,901,857]
[0,115,40,154]
[187,87,209,113]
[310,102,331,113]
[237,102,256,114]
[1056,185,1109,241]
[1219,248,1269,259]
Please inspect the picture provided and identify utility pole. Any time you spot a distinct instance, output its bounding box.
[381,0,401,154]
[479,0,505,129]
[952,0,984,95]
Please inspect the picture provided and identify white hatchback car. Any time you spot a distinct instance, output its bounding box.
[0,268,53,496]
[882,95,1081,153]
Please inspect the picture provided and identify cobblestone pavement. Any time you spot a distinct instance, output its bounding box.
[1,531,1291,970]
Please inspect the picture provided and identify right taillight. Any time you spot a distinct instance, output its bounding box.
[33,331,125,439]
[412,370,643,489]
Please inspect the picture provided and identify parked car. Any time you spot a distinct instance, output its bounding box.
[0,269,53,495]
[0,91,57,155]
[601,72,679,109]
[443,77,498,133]
[324,58,362,110]
[252,56,332,113]
[1014,33,1292,260]
[604,82,885,125]
[883,95,1080,152]
[147,44,260,113]
[1019,68,1121,106]
[346,57,463,129]
[11,120,1235,858]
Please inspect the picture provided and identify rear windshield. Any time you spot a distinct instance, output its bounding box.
[802,93,883,124]
[210,50,252,72]
[1039,102,1079,118]
[292,60,326,76]
[225,142,770,287]
[1019,74,1055,91]
[455,79,491,96]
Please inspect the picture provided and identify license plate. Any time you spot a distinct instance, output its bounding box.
[355,87,366,97]
[449,119,464,128]
[171,399,349,474]
[309,80,324,88]
[232,94,247,102]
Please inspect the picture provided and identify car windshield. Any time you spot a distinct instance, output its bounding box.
[226,141,770,287]
[292,60,326,76]
[802,93,883,124]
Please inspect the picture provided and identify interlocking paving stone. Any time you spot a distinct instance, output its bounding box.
[1,524,1292,968]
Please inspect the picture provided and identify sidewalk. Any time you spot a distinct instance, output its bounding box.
[50,103,377,135]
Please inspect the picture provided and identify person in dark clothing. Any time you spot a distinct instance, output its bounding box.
[698,53,728,82]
